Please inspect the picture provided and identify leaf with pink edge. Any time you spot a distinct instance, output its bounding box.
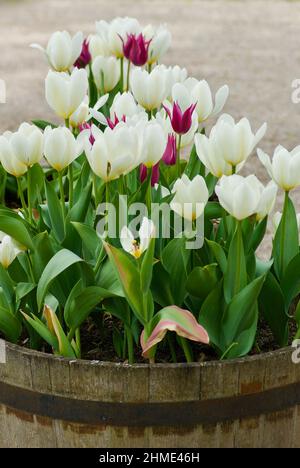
[141,306,209,358]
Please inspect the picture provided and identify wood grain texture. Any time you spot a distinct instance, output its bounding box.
[0,342,298,448]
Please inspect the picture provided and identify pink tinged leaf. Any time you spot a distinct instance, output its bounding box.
[141,306,210,358]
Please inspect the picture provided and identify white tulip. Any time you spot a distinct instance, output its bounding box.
[195,114,267,177]
[216,175,264,221]
[45,68,88,120]
[184,78,229,123]
[256,181,278,221]
[92,56,120,93]
[121,217,156,259]
[142,121,167,168]
[44,126,81,171]
[69,98,89,128]
[131,67,168,111]
[31,31,83,72]
[0,235,21,269]
[257,145,300,192]
[0,123,43,176]
[110,92,142,120]
[84,124,143,182]
[171,174,209,221]
[88,34,110,60]
[143,24,172,64]
[96,17,141,58]
[273,212,300,239]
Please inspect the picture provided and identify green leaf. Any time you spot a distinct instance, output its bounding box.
[206,239,227,274]
[258,272,289,347]
[36,249,85,309]
[186,264,221,302]
[32,120,58,130]
[221,276,265,356]
[281,253,300,310]
[249,217,268,252]
[140,237,155,294]
[44,180,65,242]
[104,242,146,324]
[224,222,247,303]
[0,209,33,249]
[72,222,101,258]
[0,288,22,342]
[64,281,117,331]
[198,280,224,350]
[273,193,299,280]
[22,311,58,350]
[44,305,76,358]
[16,283,36,303]
[205,202,224,220]
[162,237,190,306]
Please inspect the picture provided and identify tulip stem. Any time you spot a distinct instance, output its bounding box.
[65,118,69,129]
[75,328,81,358]
[27,169,33,225]
[68,164,74,209]
[126,61,131,92]
[58,171,66,222]
[120,57,124,92]
[179,337,193,363]
[176,135,182,177]
[17,177,28,216]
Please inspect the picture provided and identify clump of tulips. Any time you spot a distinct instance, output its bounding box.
[0,18,299,363]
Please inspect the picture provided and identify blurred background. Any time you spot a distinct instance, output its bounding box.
[0,0,299,255]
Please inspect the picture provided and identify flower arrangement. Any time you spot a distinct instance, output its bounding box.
[0,17,299,363]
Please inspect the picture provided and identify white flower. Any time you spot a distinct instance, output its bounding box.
[111,92,142,120]
[143,24,172,64]
[142,120,167,168]
[216,175,265,221]
[92,56,120,93]
[171,174,209,221]
[69,98,89,128]
[131,67,168,111]
[256,181,278,221]
[45,68,88,119]
[273,212,300,239]
[96,17,141,58]
[120,217,156,259]
[184,78,229,123]
[0,123,43,176]
[84,124,144,182]
[31,31,83,72]
[43,126,82,171]
[0,235,22,269]
[257,145,300,192]
[88,34,110,59]
[195,114,267,177]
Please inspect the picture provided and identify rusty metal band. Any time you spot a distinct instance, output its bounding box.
[0,380,299,427]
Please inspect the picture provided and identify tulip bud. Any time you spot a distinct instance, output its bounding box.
[96,17,141,58]
[0,123,43,177]
[0,235,21,269]
[31,31,83,72]
[164,83,197,135]
[142,121,167,168]
[162,134,177,166]
[256,181,278,221]
[92,56,120,93]
[122,33,151,67]
[140,162,160,186]
[45,68,88,120]
[69,98,89,128]
[74,38,92,69]
[258,145,300,192]
[171,174,209,221]
[131,67,168,111]
[216,175,270,221]
[44,126,81,172]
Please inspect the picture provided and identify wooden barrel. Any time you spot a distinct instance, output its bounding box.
[0,341,299,448]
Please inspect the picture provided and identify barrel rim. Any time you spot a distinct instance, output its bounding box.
[2,340,292,369]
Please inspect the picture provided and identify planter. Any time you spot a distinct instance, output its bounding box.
[0,342,299,448]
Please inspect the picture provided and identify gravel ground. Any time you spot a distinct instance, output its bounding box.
[0,0,299,256]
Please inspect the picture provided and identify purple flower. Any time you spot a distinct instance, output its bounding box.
[122,33,151,67]
[162,134,177,166]
[74,39,91,69]
[163,102,197,135]
[140,162,160,186]
[79,122,95,145]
